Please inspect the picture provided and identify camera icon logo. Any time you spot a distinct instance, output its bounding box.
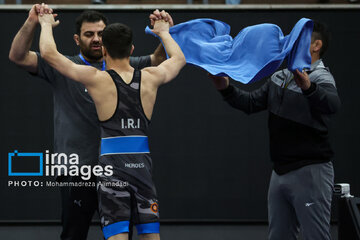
[8,150,43,176]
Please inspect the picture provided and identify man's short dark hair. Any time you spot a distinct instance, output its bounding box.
[312,20,331,57]
[102,23,133,59]
[75,10,108,34]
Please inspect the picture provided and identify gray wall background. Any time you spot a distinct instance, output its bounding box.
[0,8,359,222]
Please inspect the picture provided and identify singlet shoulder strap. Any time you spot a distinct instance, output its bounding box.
[132,69,141,85]
[106,69,119,82]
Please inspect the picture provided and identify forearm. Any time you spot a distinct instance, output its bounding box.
[9,18,37,66]
[150,43,167,66]
[220,82,269,114]
[303,83,341,114]
[221,85,254,114]
[39,23,58,64]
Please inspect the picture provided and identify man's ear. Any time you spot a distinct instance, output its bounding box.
[130,45,135,56]
[313,39,323,54]
[74,34,80,46]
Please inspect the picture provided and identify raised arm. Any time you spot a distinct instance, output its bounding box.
[149,9,174,66]
[38,13,101,88]
[8,3,52,73]
[142,16,186,86]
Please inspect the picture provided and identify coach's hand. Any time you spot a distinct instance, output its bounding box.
[208,73,230,90]
[294,69,311,90]
[39,12,60,28]
[150,9,174,27]
[28,3,53,24]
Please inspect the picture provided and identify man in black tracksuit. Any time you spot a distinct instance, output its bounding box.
[210,21,340,240]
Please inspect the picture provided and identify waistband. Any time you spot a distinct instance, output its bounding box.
[101,136,150,156]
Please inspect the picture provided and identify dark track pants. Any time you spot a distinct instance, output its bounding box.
[60,178,98,240]
[268,162,334,240]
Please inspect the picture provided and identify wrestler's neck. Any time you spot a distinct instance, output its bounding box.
[106,56,132,72]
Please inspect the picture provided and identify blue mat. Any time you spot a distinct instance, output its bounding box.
[145,18,313,84]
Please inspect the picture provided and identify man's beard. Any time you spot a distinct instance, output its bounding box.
[79,40,103,61]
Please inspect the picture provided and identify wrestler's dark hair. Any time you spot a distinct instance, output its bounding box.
[102,23,133,59]
[312,20,331,57]
[75,10,108,35]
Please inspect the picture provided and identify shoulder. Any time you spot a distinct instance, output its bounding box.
[97,69,112,79]
[142,67,165,78]
[310,64,336,87]
[141,67,166,86]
